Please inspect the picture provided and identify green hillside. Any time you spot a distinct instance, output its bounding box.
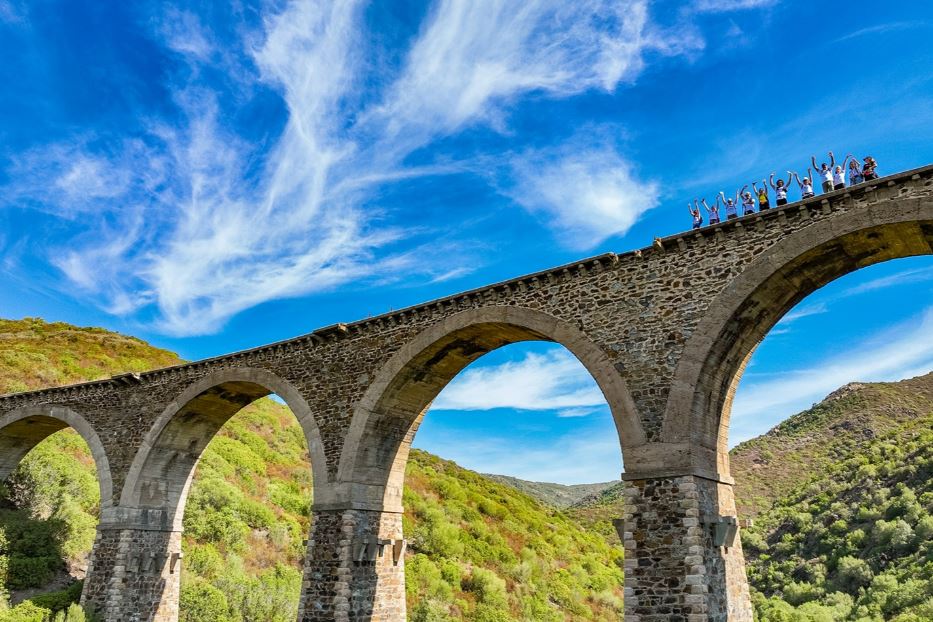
[0,318,624,621]
[730,374,933,518]
[743,396,933,620]
[0,318,179,396]
[481,474,617,509]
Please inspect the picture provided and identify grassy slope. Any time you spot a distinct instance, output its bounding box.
[0,318,624,621]
[741,396,933,620]
[481,474,618,509]
[730,373,933,517]
[0,318,179,396]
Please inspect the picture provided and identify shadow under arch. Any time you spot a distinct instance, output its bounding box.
[121,367,327,528]
[662,198,933,474]
[0,404,114,508]
[338,306,646,513]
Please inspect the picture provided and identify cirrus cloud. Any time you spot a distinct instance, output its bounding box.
[2,0,743,335]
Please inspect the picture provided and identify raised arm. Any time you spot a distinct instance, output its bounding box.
[843,153,854,169]
[792,171,802,186]
[785,171,793,187]
[829,151,836,168]
[701,198,711,213]
[811,155,818,170]
[740,184,748,196]
[752,181,760,193]
[769,173,776,190]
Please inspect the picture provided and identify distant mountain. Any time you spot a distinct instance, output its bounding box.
[481,474,618,508]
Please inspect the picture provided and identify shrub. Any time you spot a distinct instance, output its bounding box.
[180,580,231,622]
[0,601,50,622]
[834,556,873,592]
[463,568,508,607]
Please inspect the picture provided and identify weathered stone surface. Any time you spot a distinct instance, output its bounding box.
[1,165,931,620]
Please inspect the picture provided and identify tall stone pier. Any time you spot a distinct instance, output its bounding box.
[0,166,931,620]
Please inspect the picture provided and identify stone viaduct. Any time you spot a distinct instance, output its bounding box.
[1,166,931,621]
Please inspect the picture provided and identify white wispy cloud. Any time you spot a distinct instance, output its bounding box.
[771,266,933,337]
[160,9,214,61]
[730,307,933,445]
[431,349,605,412]
[841,266,933,297]
[778,302,829,324]
[557,407,603,418]
[832,21,927,44]
[509,142,660,249]
[692,0,776,12]
[368,0,695,150]
[3,0,701,335]
[0,0,24,23]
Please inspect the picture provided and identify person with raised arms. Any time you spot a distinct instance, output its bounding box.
[741,187,756,215]
[769,172,793,206]
[689,199,704,229]
[753,179,771,210]
[702,196,721,225]
[832,154,857,190]
[812,151,836,194]
[718,188,742,220]
[793,168,815,199]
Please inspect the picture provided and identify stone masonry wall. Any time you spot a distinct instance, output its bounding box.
[81,527,182,622]
[298,509,405,622]
[622,475,752,622]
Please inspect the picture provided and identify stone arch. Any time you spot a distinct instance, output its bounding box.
[121,367,326,528]
[662,197,933,475]
[0,404,114,508]
[338,306,645,512]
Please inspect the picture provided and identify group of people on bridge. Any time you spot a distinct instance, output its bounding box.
[688,152,879,229]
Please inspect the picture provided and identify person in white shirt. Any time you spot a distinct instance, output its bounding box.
[793,168,815,199]
[811,151,836,194]
[769,172,793,206]
[831,154,856,190]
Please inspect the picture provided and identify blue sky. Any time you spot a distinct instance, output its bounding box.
[1,0,931,483]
